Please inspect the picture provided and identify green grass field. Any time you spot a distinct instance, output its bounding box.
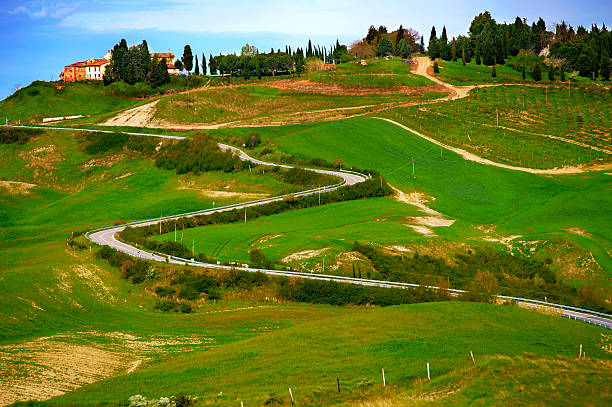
[381,84,611,169]
[208,118,612,284]
[308,58,433,87]
[2,50,612,407]
[35,302,611,406]
[0,81,149,123]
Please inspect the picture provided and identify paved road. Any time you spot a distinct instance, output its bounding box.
[13,125,608,329]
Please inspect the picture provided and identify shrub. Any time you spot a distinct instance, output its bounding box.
[155,286,176,298]
[433,62,440,73]
[0,127,43,144]
[83,132,128,155]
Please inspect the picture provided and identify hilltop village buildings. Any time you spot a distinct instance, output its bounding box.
[60,49,179,82]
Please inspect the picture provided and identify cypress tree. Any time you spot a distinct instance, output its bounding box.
[209,54,216,75]
[600,50,610,81]
[548,65,555,81]
[428,26,438,60]
[440,26,450,60]
[139,40,151,78]
[307,39,313,57]
[462,46,466,65]
[433,61,439,73]
[194,55,200,75]
[201,53,207,75]
[420,36,425,53]
[182,45,193,73]
[451,38,457,62]
[532,64,542,81]
[522,65,526,80]
[491,65,496,77]
[560,66,566,82]
[395,24,404,54]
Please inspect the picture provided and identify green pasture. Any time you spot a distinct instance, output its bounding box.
[39,302,611,406]
[210,118,612,279]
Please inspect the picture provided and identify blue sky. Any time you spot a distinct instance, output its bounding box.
[1,0,611,100]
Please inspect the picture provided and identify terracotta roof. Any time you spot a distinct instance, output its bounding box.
[65,58,109,68]
[151,52,174,58]
[167,63,177,69]
[84,58,109,66]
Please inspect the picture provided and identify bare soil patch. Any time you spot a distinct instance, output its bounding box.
[282,247,329,262]
[261,79,449,96]
[0,181,36,195]
[103,100,159,127]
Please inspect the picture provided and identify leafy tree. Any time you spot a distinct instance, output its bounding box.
[376,37,394,57]
[194,55,200,75]
[174,59,183,71]
[433,61,439,73]
[531,64,542,81]
[241,43,258,56]
[201,53,207,75]
[469,10,496,36]
[182,45,193,73]
[378,25,387,34]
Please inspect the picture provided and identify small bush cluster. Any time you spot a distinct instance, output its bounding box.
[128,393,195,407]
[155,134,245,174]
[0,127,43,144]
[82,132,158,155]
[97,246,151,283]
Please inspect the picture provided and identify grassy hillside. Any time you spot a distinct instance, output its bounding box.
[209,118,612,285]
[36,302,611,406]
[0,81,146,123]
[308,58,433,87]
[153,85,443,126]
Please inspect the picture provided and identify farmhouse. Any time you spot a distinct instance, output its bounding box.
[60,50,178,82]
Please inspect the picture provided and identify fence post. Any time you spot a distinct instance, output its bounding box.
[427,362,430,381]
[382,368,386,386]
[288,388,294,406]
[470,350,475,365]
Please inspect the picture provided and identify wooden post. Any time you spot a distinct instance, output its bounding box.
[382,368,386,386]
[241,402,244,407]
[337,377,340,392]
[579,344,582,359]
[192,240,195,253]
[288,388,294,406]
[440,147,443,160]
[412,157,416,179]
[244,207,247,223]
[546,87,548,104]
[427,363,430,381]
[470,350,475,365]
[181,227,184,244]
[174,224,176,242]
[496,109,499,128]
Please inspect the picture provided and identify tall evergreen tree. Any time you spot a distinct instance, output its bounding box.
[548,65,555,81]
[366,26,378,43]
[174,59,183,71]
[491,65,496,77]
[532,64,542,81]
[420,35,425,53]
[428,26,438,60]
[201,53,207,75]
[600,50,610,81]
[307,39,313,57]
[462,46,466,65]
[182,45,194,73]
[194,55,200,75]
[522,65,526,80]
[560,66,566,82]
[395,24,404,54]
[209,54,217,75]
[376,37,394,57]
[451,38,457,61]
[139,40,151,78]
[440,26,450,60]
